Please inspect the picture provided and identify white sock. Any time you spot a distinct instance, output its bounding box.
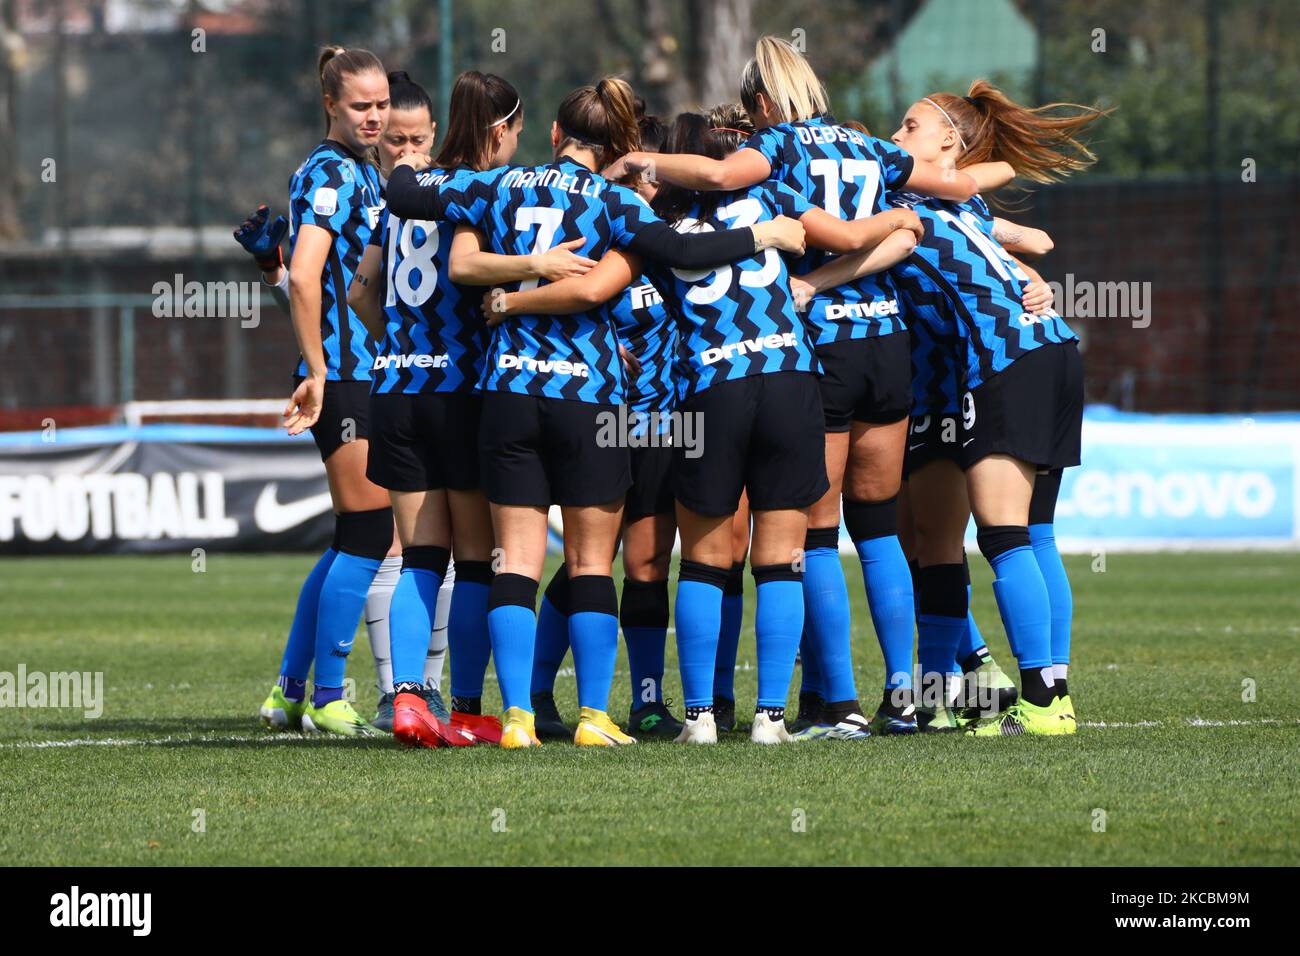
[422,560,455,692]
[365,555,402,694]
[1052,663,1069,682]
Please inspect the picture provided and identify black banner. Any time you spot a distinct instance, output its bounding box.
[0,435,331,554]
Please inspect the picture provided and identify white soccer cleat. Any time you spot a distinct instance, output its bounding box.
[750,711,793,744]
[674,711,718,744]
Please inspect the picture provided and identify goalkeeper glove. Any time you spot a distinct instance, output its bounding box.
[234,204,289,272]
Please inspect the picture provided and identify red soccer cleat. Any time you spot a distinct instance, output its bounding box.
[393,692,474,748]
[452,710,503,745]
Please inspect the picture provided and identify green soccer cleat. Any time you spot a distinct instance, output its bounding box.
[957,657,1019,721]
[302,698,380,737]
[916,704,961,734]
[1057,694,1077,734]
[423,685,451,723]
[967,697,1071,737]
[259,684,306,731]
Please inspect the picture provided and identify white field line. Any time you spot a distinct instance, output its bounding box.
[2,717,1297,749]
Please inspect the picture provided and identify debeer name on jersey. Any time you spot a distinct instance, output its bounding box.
[794,123,868,147]
[700,331,798,366]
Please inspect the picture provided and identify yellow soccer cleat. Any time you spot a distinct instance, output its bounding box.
[1057,694,1077,734]
[967,697,1072,737]
[500,706,542,749]
[574,707,637,746]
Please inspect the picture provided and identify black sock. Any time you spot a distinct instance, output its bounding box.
[822,699,863,724]
[686,705,713,720]
[1019,668,1056,708]
[452,695,481,715]
[879,686,913,717]
[758,706,786,723]
[394,680,423,697]
[1054,677,1069,699]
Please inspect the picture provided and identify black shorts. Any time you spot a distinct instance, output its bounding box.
[296,377,371,462]
[673,372,828,517]
[625,443,675,521]
[961,341,1084,471]
[366,391,482,492]
[903,411,964,479]
[478,391,631,507]
[815,332,912,432]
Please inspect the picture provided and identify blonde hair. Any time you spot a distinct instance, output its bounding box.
[926,79,1110,184]
[317,45,385,135]
[740,36,828,124]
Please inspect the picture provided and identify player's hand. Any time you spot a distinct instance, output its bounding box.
[533,239,597,282]
[1022,278,1055,315]
[283,375,324,436]
[482,288,511,327]
[619,343,642,378]
[789,276,815,313]
[234,204,288,272]
[604,151,652,182]
[753,216,806,256]
[891,209,925,242]
[395,152,431,172]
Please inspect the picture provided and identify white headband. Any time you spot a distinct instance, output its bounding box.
[487,98,520,128]
[923,97,967,151]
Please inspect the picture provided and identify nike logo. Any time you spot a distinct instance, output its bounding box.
[254,483,334,533]
[962,438,975,447]
[908,443,925,452]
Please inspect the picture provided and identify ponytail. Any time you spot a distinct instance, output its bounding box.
[740,36,828,124]
[555,76,641,168]
[318,45,385,135]
[387,70,434,120]
[927,79,1110,184]
[435,70,521,171]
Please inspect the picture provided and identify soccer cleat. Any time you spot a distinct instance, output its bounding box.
[1057,694,1077,734]
[958,657,1019,720]
[967,698,1071,737]
[371,691,396,733]
[301,698,379,737]
[259,684,306,731]
[392,691,474,748]
[916,704,961,734]
[627,701,685,739]
[452,710,503,745]
[751,711,793,744]
[867,706,919,736]
[790,691,825,734]
[674,711,718,744]
[792,711,873,741]
[422,685,451,723]
[713,696,737,732]
[530,691,572,741]
[575,707,637,746]
[500,706,542,749]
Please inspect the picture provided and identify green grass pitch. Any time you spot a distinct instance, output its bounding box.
[1,552,1297,866]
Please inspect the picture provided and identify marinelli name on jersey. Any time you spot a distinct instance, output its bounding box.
[500,166,605,197]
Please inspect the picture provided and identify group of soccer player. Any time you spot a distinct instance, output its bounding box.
[242,35,1104,747]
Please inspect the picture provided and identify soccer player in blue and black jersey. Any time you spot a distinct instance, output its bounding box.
[497,111,922,743]
[606,37,1017,740]
[258,47,395,737]
[385,78,805,748]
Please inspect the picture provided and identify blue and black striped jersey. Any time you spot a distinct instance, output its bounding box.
[899,289,962,417]
[368,168,487,396]
[288,140,385,381]
[394,158,675,405]
[612,280,676,436]
[890,192,1077,391]
[645,182,821,404]
[745,115,914,344]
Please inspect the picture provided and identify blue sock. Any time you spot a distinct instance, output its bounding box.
[918,615,965,703]
[855,535,916,691]
[311,685,344,708]
[916,563,968,706]
[279,548,337,689]
[1030,523,1073,668]
[981,535,1052,672]
[487,574,538,713]
[568,576,619,712]
[622,578,669,707]
[313,550,383,691]
[957,583,988,662]
[448,563,492,700]
[531,566,571,694]
[676,562,727,709]
[713,564,744,700]
[389,547,449,688]
[802,529,857,702]
[798,626,825,697]
[754,567,803,710]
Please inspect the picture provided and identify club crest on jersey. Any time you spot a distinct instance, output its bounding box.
[373,352,450,371]
[498,354,589,377]
[312,187,339,217]
[699,331,798,366]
